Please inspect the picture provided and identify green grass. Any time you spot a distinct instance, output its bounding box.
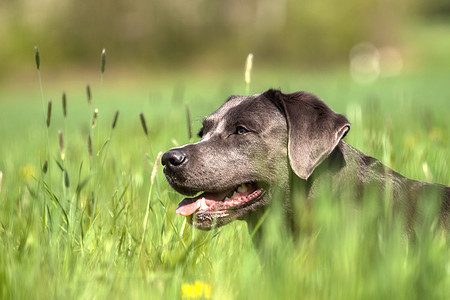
[0,65,448,300]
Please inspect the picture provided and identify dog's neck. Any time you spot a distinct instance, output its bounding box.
[247,141,348,243]
[286,141,348,233]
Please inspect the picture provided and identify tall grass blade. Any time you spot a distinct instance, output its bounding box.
[43,182,69,227]
[55,159,64,172]
[139,151,162,256]
[96,138,110,157]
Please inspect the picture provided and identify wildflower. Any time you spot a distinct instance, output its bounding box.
[181,281,212,299]
[21,165,36,181]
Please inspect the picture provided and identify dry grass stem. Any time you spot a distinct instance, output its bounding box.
[62,92,67,117]
[34,46,40,70]
[139,112,148,136]
[46,100,52,128]
[245,53,253,94]
[112,110,119,130]
[185,104,192,139]
[101,48,106,74]
[0,171,3,193]
[92,109,98,128]
[245,53,253,85]
[151,152,163,185]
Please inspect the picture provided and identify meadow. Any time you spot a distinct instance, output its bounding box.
[0,41,449,299]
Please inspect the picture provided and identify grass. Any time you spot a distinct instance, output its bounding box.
[0,56,449,298]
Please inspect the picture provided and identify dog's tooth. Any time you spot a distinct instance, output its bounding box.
[224,197,230,202]
[231,191,239,198]
[199,198,209,210]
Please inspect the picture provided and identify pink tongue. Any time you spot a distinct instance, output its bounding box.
[176,199,201,216]
[176,194,222,216]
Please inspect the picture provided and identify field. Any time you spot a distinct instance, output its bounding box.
[1,31,449,299]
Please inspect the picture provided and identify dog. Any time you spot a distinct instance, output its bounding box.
[161,89,449,233]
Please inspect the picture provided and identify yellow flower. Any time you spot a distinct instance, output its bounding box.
[20,165,35,181]
[181,281,212,299]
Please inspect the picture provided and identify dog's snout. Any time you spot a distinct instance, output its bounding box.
[161,149,187,168]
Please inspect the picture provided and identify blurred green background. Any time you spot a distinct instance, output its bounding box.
[1,0,450,81]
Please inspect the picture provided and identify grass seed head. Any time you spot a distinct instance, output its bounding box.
[101,48,106,74]
[139,112,148,136]
[86,84,92,107]
[88,134,93,158]
[34,46,40,70]
[46,100,52,128]
[112,110,119,130]
[64,170,70,188]
[92,108,99,128]
[43,160,48,174]
[58,130,65,160]
[62,92,67,117]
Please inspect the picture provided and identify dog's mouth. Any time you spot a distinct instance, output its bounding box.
[176,182,265,229]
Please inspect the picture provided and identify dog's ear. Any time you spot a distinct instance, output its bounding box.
[263,89,350,180]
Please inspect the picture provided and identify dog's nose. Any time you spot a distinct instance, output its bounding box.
[161,149,187,168]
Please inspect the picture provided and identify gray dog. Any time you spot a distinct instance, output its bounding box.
[162,89,449,232]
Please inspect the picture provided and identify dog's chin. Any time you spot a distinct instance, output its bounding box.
[169,184,200,197]
[175,182,268,230]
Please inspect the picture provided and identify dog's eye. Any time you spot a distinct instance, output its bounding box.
[235,126,248,135]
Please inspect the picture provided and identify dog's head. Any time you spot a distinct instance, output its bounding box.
[162,89,350,229]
